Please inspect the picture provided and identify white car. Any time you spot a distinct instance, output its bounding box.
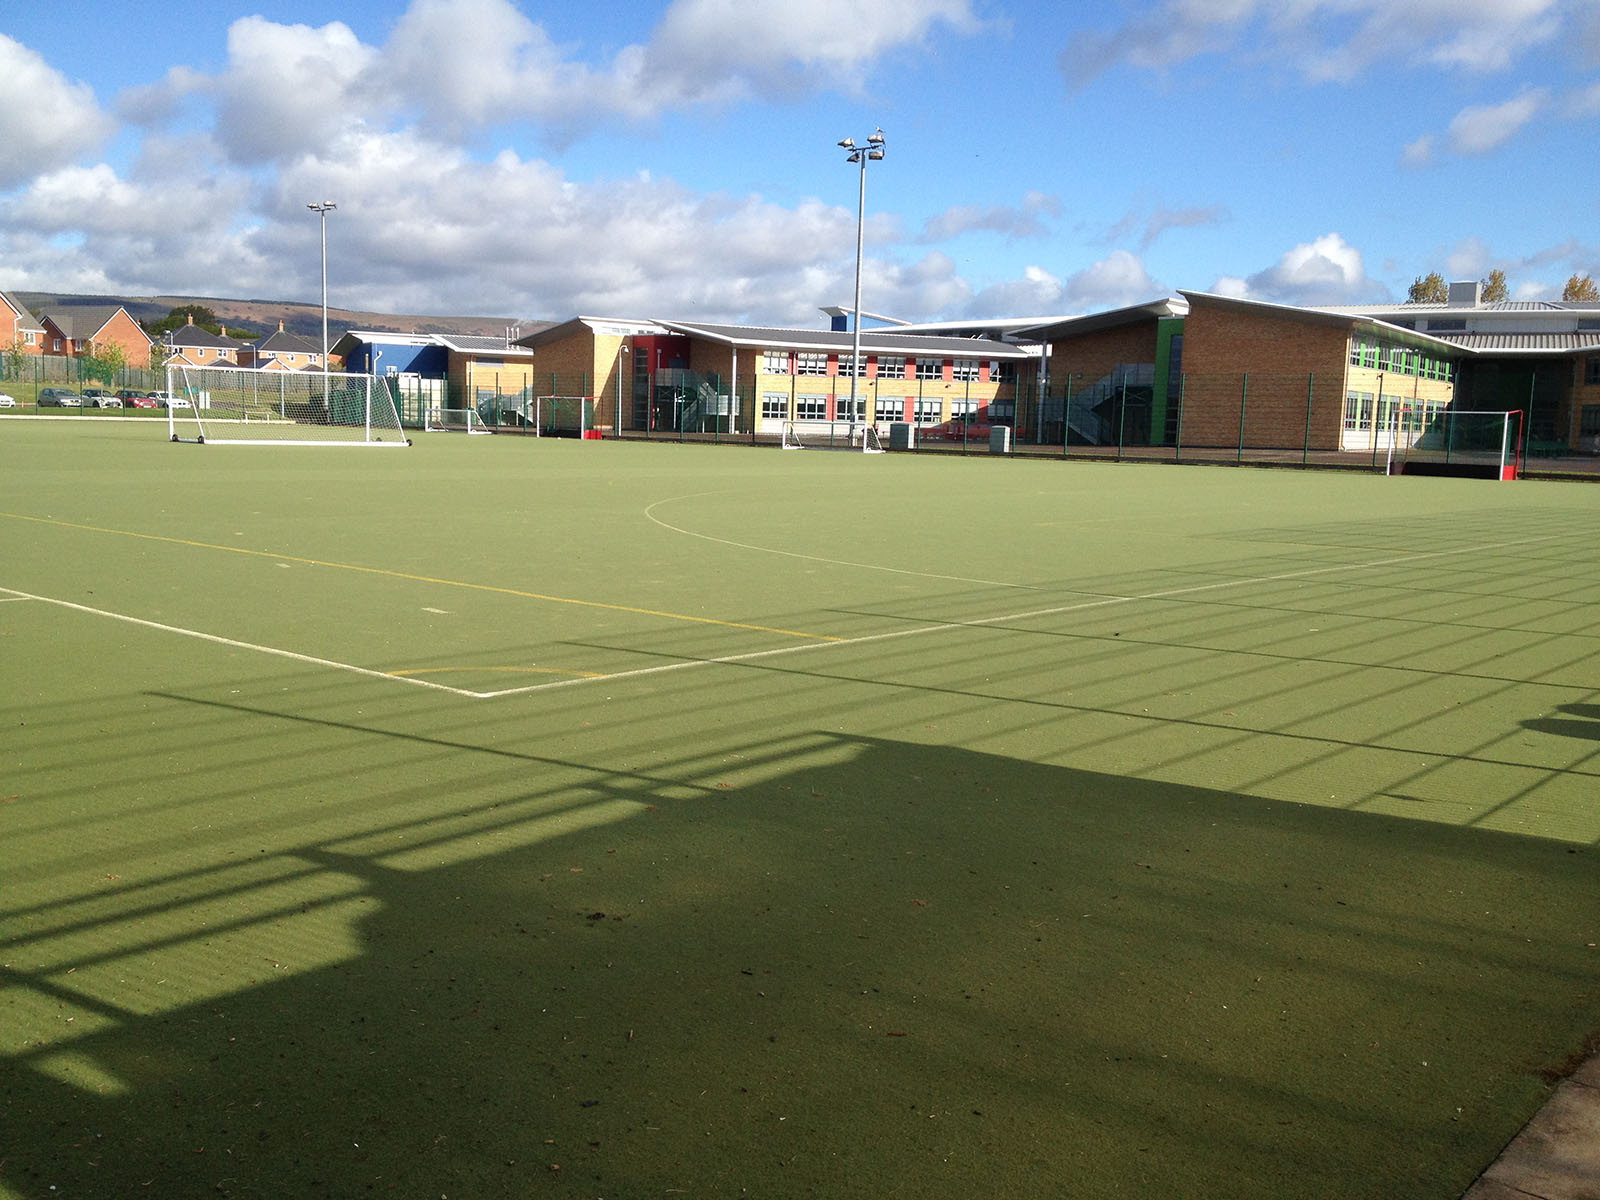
[0,393,16,408]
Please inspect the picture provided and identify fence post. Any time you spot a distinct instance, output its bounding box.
[1117,373,1128,459]
[1303,373,1314,465]
[1175,374,1185,462]
[1062,374,1073,456]
[1237,373,1249,463]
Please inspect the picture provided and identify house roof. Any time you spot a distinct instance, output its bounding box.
[40,305,150,344]
[431,333,535,357]
[654,319,1037,359]
[1021,297,1188,342]
[512,316,671,349]
[165,321,244,349]
[1179,290,1469,355]
[0,291,43,331]
[1442,331,1600,354]
[1321,295,1600,356]
[254,327,319,354]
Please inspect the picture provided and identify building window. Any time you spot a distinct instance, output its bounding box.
[23,331,37,346]
[795,395,827,420]
[763,351,790,375]
[838,354,863,378]
[876,355,906,379]
[1586,358,1600,386]
[989,398,1014,423]
[952,358,980,382]
[990,360,1016,383]
[796,352,828,376]
[1343,391,1374,431]
[876,397,905,422]
[762,393,789,420]
[836,393,863,421]
[914,358,942,380]
[1581,404,1600,435]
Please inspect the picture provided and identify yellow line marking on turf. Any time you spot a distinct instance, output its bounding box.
[0,510,838,643]
[0,586,488,698]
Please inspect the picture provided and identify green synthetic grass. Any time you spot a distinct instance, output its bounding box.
[3,420,1599,1199]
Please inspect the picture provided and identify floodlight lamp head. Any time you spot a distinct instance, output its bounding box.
[837,137,855,149]
[868,128,885,145]
[867,148,884,160]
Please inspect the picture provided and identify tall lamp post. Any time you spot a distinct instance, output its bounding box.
[837,129,884,452]
[306,201,337,370]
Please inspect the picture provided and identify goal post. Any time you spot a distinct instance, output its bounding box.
[166,365,410,446]
[1394,409,1522,480]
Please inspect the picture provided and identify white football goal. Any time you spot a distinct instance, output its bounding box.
[425,406,493,435]
[781,421,885,453]
[1391,409,1522,480]
[166,365,410,447]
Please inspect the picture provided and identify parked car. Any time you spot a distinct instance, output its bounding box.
[81,388,123,408]
[0,393,16,408]
[146,390,177,408]
[116,388,154,405]
[38,388,84,408]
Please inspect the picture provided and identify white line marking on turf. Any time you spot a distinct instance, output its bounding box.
[0,586,488,698]
[4,530,1568,704]
[472,531,1570,698]
[643,492,1043,591]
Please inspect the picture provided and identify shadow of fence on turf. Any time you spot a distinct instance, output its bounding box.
[4,728,1600,1200]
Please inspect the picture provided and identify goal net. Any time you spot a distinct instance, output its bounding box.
[531,396,597,437]
[1394,409,1522,480]
[166,366,410,447]
[425,406,492,434]
[781,421,886,453]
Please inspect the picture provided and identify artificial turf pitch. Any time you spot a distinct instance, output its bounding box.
[2,419,1598,1198]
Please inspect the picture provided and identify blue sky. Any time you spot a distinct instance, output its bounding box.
[2,0,1597,325]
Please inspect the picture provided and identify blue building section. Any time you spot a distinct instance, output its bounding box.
[337,334,448,378]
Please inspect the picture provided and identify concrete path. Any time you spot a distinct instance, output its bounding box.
[1461,1051,1600,1199]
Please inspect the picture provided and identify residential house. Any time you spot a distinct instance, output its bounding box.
[1,291,45,357]
[239,322,323,372]
[162,316,248,368]
[37,305,153,367]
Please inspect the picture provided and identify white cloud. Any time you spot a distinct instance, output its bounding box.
[1061,0,1568,87]
[637,0,984,103]
[1443,237,1494,280]
[1445,90,1548,155]
[917,192,1062,243]
[213,17,381,163]
[1401,135,1436,168]
[1222,233,1375,305]
[0,34,115,190]
[966,251,1162,317]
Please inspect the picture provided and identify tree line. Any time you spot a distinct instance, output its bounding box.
[1407,269,1599,304]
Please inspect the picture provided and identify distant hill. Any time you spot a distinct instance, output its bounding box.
[15,291,554,343]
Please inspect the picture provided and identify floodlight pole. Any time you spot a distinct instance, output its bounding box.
[838,130,885,452]
[307,201,337,370]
